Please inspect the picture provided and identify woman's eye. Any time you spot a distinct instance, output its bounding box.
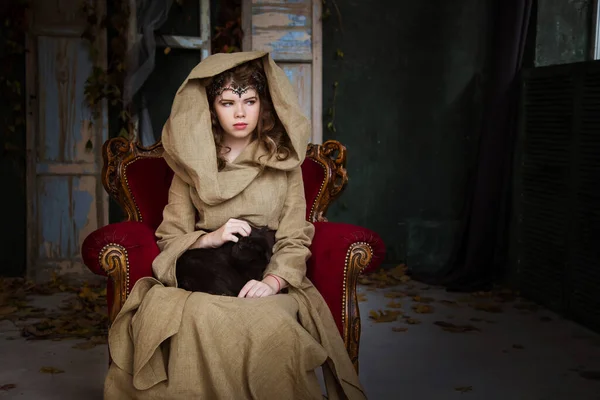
[246,100,256,105]
[221,102,232,107]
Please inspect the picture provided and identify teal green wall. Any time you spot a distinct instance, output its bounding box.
[322,1,493,273]
[535,0,593,66]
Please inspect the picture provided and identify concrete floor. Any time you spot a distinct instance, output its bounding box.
[1,283,600,400]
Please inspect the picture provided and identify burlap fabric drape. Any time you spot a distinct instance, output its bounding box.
[104,51,366,400]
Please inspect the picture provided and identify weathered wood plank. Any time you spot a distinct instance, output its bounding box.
[27,0,109,282]
[37,36,94,164]
[311,0,322,144]
[251,1,312,61]
[155,35,207,50]
[73,176,98,257]
[37,176,97,261]
[280,63,312,120]
[252,30,312,61]
[252,0,309,4]
[242,0,253,51]
[252,3,311,29]
[26,29,39,277]
[36,163,99,175]
[30,0,86,36]
[37,176,72,260]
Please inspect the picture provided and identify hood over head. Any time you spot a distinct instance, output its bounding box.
[161,51,311,206]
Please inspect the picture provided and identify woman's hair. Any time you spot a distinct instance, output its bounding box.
[206,59,292,171]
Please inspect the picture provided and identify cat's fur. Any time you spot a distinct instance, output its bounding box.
[175,226,277,296]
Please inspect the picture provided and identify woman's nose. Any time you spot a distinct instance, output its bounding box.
[235,104,245,118]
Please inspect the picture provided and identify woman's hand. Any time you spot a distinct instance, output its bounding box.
[238,279,277,298]
[191,218,252,249]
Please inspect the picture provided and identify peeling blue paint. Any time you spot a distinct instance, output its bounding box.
[267,31,311,58]
[38,37,92,162]
[287,14,307,27]
[38,177,71,259]
[283,68,294,82]
[72,178,94,257]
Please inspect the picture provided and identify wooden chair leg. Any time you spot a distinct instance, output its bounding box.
[342,242,374,374]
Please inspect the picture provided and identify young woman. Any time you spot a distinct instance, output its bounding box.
[104,51,365,400]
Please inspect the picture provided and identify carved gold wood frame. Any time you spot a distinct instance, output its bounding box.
[99,138,373,373]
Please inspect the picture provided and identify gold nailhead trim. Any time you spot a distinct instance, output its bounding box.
[308,158,327,222]
[124,158,143,223]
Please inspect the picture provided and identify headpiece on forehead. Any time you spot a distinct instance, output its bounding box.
[207,70,266,99]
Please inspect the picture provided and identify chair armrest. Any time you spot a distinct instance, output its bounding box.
[81,221,159,322]
[307,221,385,371]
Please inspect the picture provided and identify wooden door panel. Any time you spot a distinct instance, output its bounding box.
[37,36,95,164]
[27,0,107,281]
[244,0,322,143]
[281,63,312,120]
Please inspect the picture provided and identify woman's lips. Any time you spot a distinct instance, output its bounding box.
[233,123,248,130]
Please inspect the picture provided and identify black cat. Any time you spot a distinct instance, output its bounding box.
[175,226,277,296]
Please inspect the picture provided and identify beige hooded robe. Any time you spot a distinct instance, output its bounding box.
[104,51,366,400]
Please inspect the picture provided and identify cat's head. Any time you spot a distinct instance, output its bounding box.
[231,226,276,263]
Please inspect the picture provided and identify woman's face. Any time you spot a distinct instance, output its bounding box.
[213,85,261,143]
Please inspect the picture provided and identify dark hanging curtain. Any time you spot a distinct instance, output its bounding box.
[412,0,534,291]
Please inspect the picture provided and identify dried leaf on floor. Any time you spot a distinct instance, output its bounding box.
[13,280,109,342]
[469,317,495,324]
[368,310,402,323]
[434,321,480,333]
[359,264,410,288]
[403,317,421,325]
[0,306,18,317]
[439,300,459,307]
[412,296,435,303]
[412,304,434,314]
[456,296,473,303]
[392,327,408,332]
[78,286,100,302]
[357,293,367,302]
[494,289,518,303]
[470,303,503,313]
[0,384,16,391]
[40,367,65,374]
[386,301,402,309]
[514,302,539,312]
[384,291,406,299]
[455,386,473,393]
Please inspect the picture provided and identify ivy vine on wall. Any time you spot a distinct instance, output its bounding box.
[321,0,343,135]
[0,0,28,157]
[81,0,132,147]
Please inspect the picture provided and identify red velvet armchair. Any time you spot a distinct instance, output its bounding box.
[81,138,385,372]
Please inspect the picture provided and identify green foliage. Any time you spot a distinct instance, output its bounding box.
[81,0,133,144]
[322,0,344,134]
[0,1,28,156]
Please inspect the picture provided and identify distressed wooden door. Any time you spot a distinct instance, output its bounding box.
[26,0,108,281]
[242,0,323,143]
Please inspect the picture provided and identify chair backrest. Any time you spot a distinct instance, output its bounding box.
[102,138,349,231]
